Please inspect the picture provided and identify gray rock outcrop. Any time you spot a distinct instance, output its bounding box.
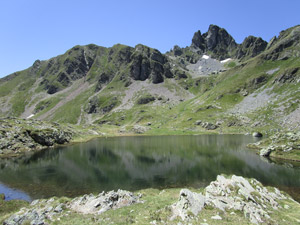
[132,125,149,134]
[171,189,205,220]
[171,175,289,224]
[236,36,267,59]
[194,120,219,130]
[263,25,300,61]
[190,25,237,60]
[260,146,276,157]
[4,190,142,225]
[69,190,142,214]
[0,118,74,156]
[130,45,173,84]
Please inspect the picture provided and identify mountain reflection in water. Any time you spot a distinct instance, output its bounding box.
[0,135,299,202]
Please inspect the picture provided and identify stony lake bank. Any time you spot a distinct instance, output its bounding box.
[1,117,300,163]
[1,175,300,225]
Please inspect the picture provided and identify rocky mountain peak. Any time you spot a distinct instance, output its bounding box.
[204,24,237,57]
[130,45,173,84]
[171,24,298,62]
[262,25,300,61]
[191,30,205,51]
[189,25,237,60]
[236,35,267,59]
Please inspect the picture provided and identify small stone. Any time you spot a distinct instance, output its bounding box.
[54,204,64,213]
[31,220,44,225]
[260,147,274,157]
[211,215,222,220]
[30,200,39,206]
[195,120,202,125]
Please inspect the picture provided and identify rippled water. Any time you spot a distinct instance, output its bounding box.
[0,135,299,201]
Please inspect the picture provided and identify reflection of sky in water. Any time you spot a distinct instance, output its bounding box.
[0,182,31,202]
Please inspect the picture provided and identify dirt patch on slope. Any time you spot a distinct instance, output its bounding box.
[37,80,90,120]
[229,86,275,114]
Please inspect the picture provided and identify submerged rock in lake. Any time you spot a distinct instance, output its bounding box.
[171,175,294,224]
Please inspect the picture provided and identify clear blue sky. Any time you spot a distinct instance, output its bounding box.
[0,0,299,78]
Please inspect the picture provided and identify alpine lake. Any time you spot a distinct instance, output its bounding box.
[1,135,300,202]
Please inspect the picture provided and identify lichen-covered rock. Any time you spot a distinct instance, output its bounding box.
[69,190,142,214]
[27,128,72,146]
[171,175,291,224]
[202,122,219,130]
[4,190,142,225]
[260,146,275,157]
[132,125,149,134]
[171,189,205,220]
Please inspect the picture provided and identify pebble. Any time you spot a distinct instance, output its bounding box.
[211,215,222,220]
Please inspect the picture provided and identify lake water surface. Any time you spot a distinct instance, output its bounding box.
[0,135,299,201]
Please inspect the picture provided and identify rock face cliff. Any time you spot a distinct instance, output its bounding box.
[236,36,268,59]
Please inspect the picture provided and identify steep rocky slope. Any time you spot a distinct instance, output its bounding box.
[0,24,299,136]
